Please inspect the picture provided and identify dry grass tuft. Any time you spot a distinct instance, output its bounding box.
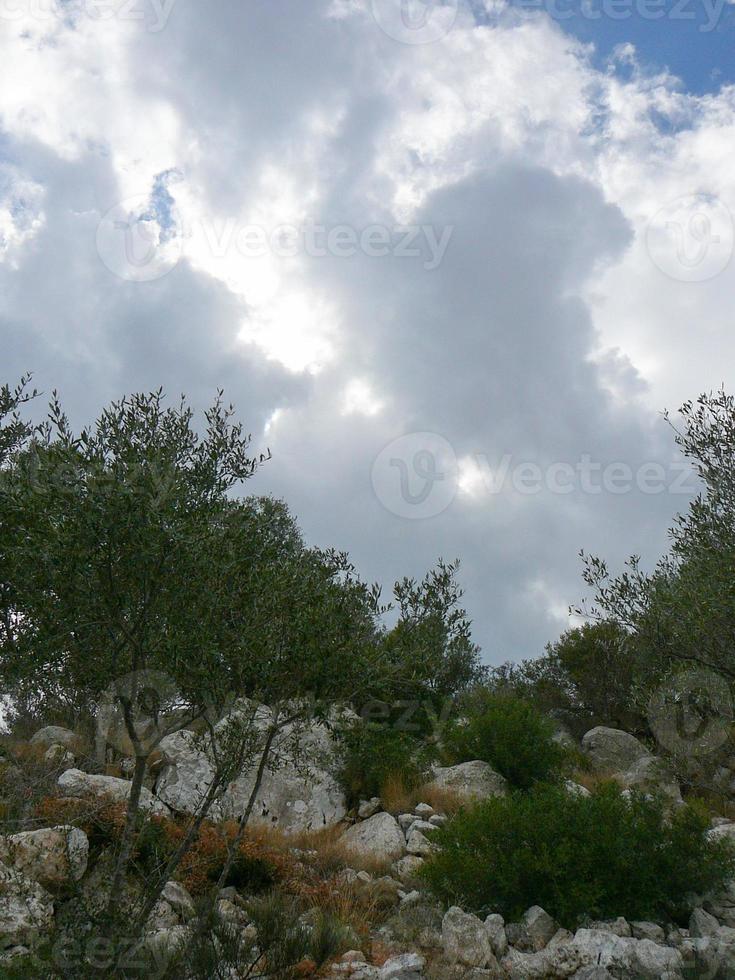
[415,783,465,817]
[379,773,417,816]
[570,770,618,794]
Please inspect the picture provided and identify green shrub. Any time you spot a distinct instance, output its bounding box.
[445,692,568,789]
[336,722,431,808]
[422,782,735,927]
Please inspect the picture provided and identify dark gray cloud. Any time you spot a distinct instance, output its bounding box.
[2,0,726,663]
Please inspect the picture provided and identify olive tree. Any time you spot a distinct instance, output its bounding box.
[579,390,735,686]
[0,385,399,973]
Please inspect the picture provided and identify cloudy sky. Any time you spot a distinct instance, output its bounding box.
[1,0,733,664]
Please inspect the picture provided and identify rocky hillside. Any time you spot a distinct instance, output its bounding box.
[2,713,735,978]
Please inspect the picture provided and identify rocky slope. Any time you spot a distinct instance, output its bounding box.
[2,719,735,977]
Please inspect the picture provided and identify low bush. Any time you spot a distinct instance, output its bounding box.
[165,821,288,896]
[444,692,569,789]
[336,722,431,809]
[422,782,735,927]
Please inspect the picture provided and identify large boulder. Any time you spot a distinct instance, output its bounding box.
[703,874,735,928]
[442,906,498,969]
[406,827,434,857]
[0,860,54,950]
[520,906,560,951]
[484,913,508,959]
[683,926,735,979]
[617,756,683,805]
[341,813,406,862]
[0,826,88,892]
[581,728,651,774]
[571,929,684,978]
[30,726,84,757]
[429,761,507,800]
[153,730,223,822]
[690,908,720,938]
[58,769,167,815]
[155,704,348,832]
[501,942,582,979]
[221,754,346,832]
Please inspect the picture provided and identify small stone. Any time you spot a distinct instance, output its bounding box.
[428,814,447,827]
[341,949,366,963]
[414,803,434,818]
[406,828,434,857]
[393,855,425,883]
[565,779,591,798]
[379,952,425,979]
[43,744,76,769]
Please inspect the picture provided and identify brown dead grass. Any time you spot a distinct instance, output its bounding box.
[570,770,619,794]
[378,775,465,819]
[415,783,465,817]
[253,823,394,878]
[379,773,417,815]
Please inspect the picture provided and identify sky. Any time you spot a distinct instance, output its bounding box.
[1,0,733,666]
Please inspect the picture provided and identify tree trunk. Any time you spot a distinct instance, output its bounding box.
[167,720,281,974]
[104,751,148,919]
